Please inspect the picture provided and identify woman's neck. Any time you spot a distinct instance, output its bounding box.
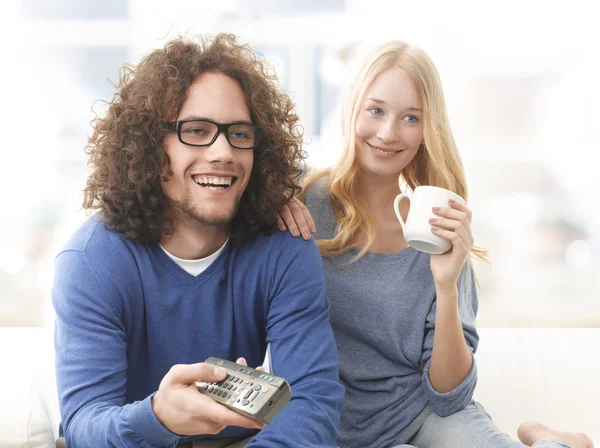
[356,170,402,218]
[353,170,409,254]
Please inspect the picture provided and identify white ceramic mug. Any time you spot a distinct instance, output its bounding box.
[393,186,466,255]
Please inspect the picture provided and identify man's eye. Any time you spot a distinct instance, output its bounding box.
[230,132,250,139]
[184,128,208,135]
[368,107,383,116]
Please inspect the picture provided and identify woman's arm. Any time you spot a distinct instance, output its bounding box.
[427,199,477,393]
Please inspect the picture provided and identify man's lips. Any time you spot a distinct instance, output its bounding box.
[192,174,238,187]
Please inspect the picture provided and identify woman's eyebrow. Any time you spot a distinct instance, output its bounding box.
[364,98,422,113]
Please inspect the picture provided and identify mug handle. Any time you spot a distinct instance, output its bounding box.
[393,193,411,233]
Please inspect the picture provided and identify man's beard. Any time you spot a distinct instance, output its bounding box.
[168,186,242,228]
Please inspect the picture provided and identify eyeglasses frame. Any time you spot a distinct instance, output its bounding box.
[164,119,263,150]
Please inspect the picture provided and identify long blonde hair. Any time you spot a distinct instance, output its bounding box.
[304,41,489,263]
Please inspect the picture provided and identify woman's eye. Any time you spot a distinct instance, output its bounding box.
[368,107,383,116]
[404,115,418,123]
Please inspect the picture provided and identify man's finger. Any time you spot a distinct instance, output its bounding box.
[209,402,265,430]
[165,363,227,386]
[236,357,248,366]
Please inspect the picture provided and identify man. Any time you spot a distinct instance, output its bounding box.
[53,33,343,447]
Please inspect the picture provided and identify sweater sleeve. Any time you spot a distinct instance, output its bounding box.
[247,236,344,447]
[52,250,180,448]
[419,261,480,417]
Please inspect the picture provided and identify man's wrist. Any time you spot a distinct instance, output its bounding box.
[127,394,180,446]
[151,391,170,432]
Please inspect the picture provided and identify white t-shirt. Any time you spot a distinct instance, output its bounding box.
[160,239,229,276]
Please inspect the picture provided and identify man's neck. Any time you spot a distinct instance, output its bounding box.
[160,217,229,260]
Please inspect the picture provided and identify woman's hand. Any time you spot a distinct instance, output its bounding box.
[429,200,474,290]
[278,197,316,240]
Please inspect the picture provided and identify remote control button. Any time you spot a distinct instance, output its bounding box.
[227,384,233,390]
[217,390,223,397]
[235,392,240,397]
[253,385,261,391]
[262,386,270,393]
[208,386,214,393]
[244,389,253,399]
[268,377,274,382]
[242,399,250,406]
[202,385,209,390]
[250,390,260,402]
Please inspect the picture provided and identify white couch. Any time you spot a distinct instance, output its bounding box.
[1,327,598,447]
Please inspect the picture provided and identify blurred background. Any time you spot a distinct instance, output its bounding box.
[1,0,598,329]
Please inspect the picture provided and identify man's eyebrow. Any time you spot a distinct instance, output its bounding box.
[364,98,422,113]
[179,115,253,124]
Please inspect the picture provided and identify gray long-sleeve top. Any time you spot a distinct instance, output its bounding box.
[304,180,479,448]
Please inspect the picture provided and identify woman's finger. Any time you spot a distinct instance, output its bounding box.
[286,199,312,240]
[277,214,287,231]
[432,206,474,246]
[428,217,474,248]
[293,198,316,233]
[448,200,473,223]
[279,205,300,237]
[431,227,470,255]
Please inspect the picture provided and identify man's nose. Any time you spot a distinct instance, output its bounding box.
[204,132,234,163]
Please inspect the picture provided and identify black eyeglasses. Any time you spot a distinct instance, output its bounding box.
[165,119,263,150]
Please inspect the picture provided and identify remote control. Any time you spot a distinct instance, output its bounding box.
[195,357,291,424]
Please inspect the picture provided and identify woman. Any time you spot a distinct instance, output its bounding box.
[279,41,593,448]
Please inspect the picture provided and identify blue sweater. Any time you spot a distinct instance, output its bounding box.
[52,217,343,447]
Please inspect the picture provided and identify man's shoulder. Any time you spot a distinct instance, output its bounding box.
[58,214,146,277]
[237,230,321,262]
[60,214,129,255]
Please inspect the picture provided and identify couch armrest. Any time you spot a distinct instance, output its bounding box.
[0,327,60,448]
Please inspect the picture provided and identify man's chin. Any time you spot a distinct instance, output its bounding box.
[168,196,240,229]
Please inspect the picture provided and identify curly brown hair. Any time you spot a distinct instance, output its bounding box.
[83,33,304,245]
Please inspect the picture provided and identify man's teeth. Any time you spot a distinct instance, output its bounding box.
[194,177,233,186]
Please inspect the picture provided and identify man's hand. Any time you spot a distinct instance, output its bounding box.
[152,363,265,436]
[235,357,266,373]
